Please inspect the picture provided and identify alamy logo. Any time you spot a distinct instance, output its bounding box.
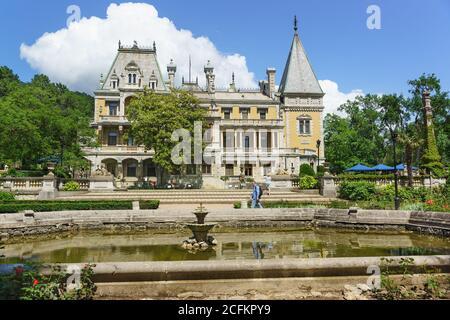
[66,5,81,27]
[366,265,381,290]
[66,265,81,291]
[367,5,382,30]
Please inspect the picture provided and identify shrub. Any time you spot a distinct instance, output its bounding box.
[63,181,80,192]
[338,181,376,201]
[139,200,160,210]
[233,202,242,209]
[299,176,318,190]
[299,164,316,177]
[0,192,15,202]
[53,166,71,179]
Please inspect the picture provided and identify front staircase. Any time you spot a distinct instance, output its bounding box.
[57,189,333,205]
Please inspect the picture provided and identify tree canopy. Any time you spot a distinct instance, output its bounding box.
[325,74,449,177]
[0,68,95,172]
[126,89,208,173]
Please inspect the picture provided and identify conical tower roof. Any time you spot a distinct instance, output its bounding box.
[279,19,323,96]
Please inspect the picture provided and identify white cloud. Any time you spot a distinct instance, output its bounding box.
[20,2,256,93]
[20,2,362,114]
[319,80,364,115]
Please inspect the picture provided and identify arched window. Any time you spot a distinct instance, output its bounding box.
[128,74,132,84]
[133,74,137,84]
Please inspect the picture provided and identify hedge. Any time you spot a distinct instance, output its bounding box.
[338,181,377,201]
[0,200,160,213]
[139,200,160,210]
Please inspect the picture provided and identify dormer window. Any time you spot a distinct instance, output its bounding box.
[149,71,158,90]
[111,81,117,89]
[128,73,138,85]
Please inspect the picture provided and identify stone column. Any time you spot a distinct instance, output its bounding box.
[137,160,144,181]
[320,174,337,198]
[38,174,58,200]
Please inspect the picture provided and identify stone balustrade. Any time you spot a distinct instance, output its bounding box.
[0,177,90,193]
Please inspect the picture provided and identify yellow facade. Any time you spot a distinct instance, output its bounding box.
[96,98,107,121]
[285,111,322,154]
[267,106,277,120]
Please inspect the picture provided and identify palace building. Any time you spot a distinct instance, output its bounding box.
[83,19,325,188]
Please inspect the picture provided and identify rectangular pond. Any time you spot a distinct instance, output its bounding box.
[1,229,449,264]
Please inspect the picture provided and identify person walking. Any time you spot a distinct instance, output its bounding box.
[251,182,263,209]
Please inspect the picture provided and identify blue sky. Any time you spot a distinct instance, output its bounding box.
[1,0,450,98]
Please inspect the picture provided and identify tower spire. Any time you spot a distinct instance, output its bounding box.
[294,15,298,33]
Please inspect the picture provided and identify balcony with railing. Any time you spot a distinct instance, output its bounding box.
[94,115,131,126]
[83,145,150,155]
[220,119,283,128]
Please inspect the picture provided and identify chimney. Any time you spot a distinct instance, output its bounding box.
[266,68,276,98]
[167,59,177,89]
[204,60,215,93]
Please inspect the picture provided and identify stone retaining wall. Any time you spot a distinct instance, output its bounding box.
[2,255,447,283]
[0,208,449,240]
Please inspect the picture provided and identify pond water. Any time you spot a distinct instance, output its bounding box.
[1,229,449,264]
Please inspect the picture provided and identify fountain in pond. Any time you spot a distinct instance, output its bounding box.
[182,204,217,251]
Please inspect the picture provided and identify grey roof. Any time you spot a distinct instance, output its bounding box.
[279,31,323,95]
[102,44,167,92]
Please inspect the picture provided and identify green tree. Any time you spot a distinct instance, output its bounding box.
[407,74,447,176]
[324,95,386,173]
[0,68,94,170]
[0,66,21,98]
[126,89,207,173]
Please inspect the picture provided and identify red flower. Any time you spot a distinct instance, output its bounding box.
[425,199,434,206]
[33,279,39,286]
[443,204,449,210]
[15,266,24,276]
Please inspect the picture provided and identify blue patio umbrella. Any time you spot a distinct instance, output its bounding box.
[395,164,419,171]
[344,164,375,172]
[372,164,395,171]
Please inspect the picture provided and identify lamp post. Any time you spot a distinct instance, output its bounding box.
[316,139,321,171]
[391,130,400,210]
